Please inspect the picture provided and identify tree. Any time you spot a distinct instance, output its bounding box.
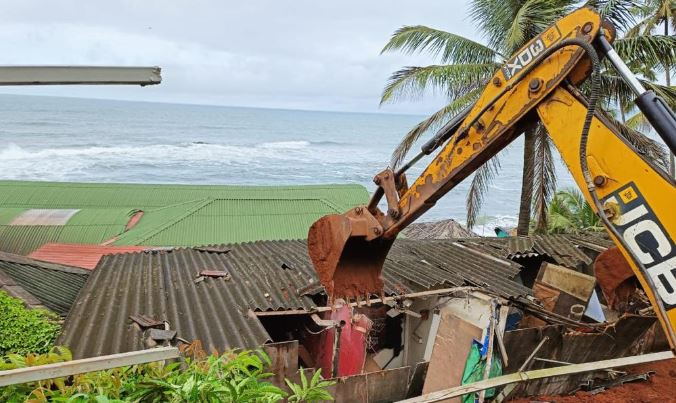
[381,0,675,235]
[626,0,676,177]
[545,188,603,233]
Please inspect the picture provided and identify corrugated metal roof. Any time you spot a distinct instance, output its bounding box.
[0,181,367,210]
[402,219,478,239]
[532,235,595,269]
[454,234,608,269]
[0,208,137,255]
[114,198,344,247]
[0,181,368,254]
[28,243,150,269]
[58,248,276,359]
[0,251,89,316]
[58,238,529,359]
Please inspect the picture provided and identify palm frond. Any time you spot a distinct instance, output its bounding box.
[613,34,676,72]
[585,0,638,32]
[624,111,652,133]
[531,125,557,233]
[642,80,676,109]
[471,0,575,52]
[390,89,482,168]
[380,63,496,105]
[598,108,669,169]
[465,155,502,229]
[381,25,502,63]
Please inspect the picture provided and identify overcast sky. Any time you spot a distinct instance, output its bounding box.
[0,0,478,114]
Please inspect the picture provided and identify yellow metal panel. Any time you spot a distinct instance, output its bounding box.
[538,86,676,347]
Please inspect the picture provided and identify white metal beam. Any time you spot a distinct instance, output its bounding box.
[399,351,675,403]
[0,66,161,86]
[0,346,179,387]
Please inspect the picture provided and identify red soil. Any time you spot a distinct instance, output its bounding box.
[509,358,676,403]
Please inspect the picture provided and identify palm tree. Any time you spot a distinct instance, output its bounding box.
[380,0,675,235]
[626,0,676,177]
[546,188,603,233]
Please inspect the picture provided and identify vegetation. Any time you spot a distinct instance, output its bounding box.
[0,343,335,402]
[542,188,603,233]
[0,291,60,356]
[380,0,675,235]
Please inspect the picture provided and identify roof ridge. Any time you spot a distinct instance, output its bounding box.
[115,198,214,245]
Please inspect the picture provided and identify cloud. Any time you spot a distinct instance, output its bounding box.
[0,0,477,113]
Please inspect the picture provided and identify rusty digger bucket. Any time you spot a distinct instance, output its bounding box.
[307,206,394,303]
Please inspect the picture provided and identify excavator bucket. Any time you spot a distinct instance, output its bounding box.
[307,211,393,302]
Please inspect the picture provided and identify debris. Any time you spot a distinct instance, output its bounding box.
[594,246,637,311]
[199,270,231,279]
[399,351,674,403]
[129,315,164,329]
[580,371,655,395]
[149,328,177,341]
[494,336,550,402]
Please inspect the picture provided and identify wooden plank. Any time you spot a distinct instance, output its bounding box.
[0,66,161,86]
[0,347,179,387]
[477,300,497,403]
[399,351,674,403]
[263,340,298,389]
[422,307,483,402]
[255,287,482,316]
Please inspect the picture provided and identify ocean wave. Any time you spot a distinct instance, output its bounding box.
[257,140,310,149]
[0,141,368,182]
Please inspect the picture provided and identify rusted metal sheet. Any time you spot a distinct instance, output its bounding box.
[317,301,372,377]
[502,315,657,397]
[594,246,636,310]
[366,366,411,402]
[28,243,149,270]
[326,366,411,403]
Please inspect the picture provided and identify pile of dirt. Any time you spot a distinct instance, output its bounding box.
[508,358,676,402]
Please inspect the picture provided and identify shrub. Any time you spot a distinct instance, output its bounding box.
[0,290,60,355]
[0,342,335,402]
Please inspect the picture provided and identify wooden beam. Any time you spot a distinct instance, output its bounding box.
[399,351,675,403]
[0,347,179,387]
[478,299,497,403]
[0,66,161,86]
[255,286,483,317]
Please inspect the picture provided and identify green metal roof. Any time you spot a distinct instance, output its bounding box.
[0,181,368,253]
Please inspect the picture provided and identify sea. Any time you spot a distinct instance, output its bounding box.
[0,94,577,236]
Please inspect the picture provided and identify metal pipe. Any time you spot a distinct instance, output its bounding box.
[331,320,345,377]
[596,35,645,96]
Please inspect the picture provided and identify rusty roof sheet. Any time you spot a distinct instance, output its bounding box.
[0,251,89,316]
[28,243,151,270]
[58,238,529,358]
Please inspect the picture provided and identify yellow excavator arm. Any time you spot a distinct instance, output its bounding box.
[307,7,676,348]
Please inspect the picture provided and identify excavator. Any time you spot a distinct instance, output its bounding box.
[307,7,676,349]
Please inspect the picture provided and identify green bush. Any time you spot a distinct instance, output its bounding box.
[0,343,335,402]
[0,290,60,355]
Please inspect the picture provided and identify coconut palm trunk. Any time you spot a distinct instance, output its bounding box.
[517,127,536,235]
[667,21,675,178]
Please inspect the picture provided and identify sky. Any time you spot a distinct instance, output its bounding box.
[0,0,478,114]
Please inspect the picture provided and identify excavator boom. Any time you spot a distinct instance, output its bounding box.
[307,7,676,347]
